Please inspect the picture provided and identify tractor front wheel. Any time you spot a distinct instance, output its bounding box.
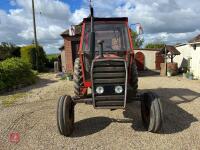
[57,95,74,136]
[141,92,163,133]
[74,58,86,97]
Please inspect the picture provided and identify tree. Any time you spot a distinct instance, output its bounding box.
[131,31,144,48]
[145,42,165,49]
[0,42,20,61]
[20,44,47,71]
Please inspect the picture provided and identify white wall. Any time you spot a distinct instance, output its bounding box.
[190,45,200,79]
[175,44,192,68]
[61,50,66,72]
[135,50,157,70]
[175,44,200,79]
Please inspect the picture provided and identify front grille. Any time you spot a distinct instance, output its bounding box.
[91,59,127,108]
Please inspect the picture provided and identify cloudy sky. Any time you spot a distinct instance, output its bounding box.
[0,0,200,54]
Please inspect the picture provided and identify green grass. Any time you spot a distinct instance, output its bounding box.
[47,53,59,59]
[1,92,27,107]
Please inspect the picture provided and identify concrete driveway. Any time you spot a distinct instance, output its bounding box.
[0,73,199,150]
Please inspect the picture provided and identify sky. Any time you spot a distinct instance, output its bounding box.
[0,0,200,54]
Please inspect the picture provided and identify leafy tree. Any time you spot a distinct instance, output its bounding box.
[131,31,144,48]
[145,42,165,49]
[0,42,20,61]
[20,45,47,71]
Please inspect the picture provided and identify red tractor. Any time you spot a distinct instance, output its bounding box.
[57,5,163,136]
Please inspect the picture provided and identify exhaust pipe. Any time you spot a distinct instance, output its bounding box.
[90,3,95,60]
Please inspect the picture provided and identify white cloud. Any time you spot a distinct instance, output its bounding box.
[70,8,88,24]
[0,0,72,53]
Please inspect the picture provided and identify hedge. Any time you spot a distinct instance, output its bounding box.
[0,58,37,91]
[0,42,20,61]
[20,45,47,71]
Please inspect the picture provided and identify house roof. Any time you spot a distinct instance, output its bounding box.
[135,48,161,51]
[160,45,180,55]
[188,34,200,43]
[83,17,128,22]
[175,43,187,47]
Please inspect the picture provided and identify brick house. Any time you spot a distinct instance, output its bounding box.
[60,25,81,73]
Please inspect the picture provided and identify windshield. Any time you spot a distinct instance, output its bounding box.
[83,23,130,52]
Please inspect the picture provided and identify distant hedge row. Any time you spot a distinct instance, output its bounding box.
[0,58,37,91]
[20,45,47,72]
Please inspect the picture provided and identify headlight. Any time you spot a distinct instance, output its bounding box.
[96,86,104,94]
[115,86,123,94]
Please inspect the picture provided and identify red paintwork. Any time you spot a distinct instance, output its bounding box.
[126,22,135,82]
[135,52,145,71]
[78,18,135,92]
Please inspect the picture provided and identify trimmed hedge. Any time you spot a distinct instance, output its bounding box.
[0,58,37,91]
[20,45,47,71]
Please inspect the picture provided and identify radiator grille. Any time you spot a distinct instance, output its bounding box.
[91,59,127,108]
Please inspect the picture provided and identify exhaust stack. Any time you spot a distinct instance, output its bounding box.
[90,2,95,60]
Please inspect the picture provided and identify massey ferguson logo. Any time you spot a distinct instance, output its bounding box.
[9,132,20,143]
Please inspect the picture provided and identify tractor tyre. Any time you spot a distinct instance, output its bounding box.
[73,58,84,97]
[57,95,74,136]
[127,61,138,102]
[141,92,163,133]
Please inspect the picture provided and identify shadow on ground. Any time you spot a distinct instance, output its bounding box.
[71,88,199,137]
[138,70,160,77]
[72,116,133,137]
[125,88,199,134]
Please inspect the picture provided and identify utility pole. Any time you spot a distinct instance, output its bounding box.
[32,0,39,70]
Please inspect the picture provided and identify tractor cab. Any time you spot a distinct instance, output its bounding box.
[82,18,131,57]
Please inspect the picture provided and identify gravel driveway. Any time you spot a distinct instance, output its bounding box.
[0,72,200,150]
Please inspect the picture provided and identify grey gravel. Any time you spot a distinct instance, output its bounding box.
[0,73,200,150]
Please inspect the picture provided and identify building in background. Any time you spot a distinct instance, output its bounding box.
[175,34,200,79]
[134,48,163,70]
[60,25,81,73]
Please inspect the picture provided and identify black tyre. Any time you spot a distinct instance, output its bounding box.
[141,92,163,132]
[57,95,74,136]
[127,61,138,102]
[73,58,84,96]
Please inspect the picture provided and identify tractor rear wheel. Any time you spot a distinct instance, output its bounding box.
[141,92,163,133]
[57,95,74,136]
[127,61,138,102]
[73,58,84,97]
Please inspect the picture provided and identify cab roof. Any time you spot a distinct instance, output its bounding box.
[83,17,128,22]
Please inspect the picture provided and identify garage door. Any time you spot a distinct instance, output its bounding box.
[155,52,164,70]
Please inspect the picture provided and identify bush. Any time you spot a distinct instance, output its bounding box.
[0,58,37,91]
[20,45,47,71]
[145,43,165,49]
[46,54,59,68]
[0,42,21,61]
